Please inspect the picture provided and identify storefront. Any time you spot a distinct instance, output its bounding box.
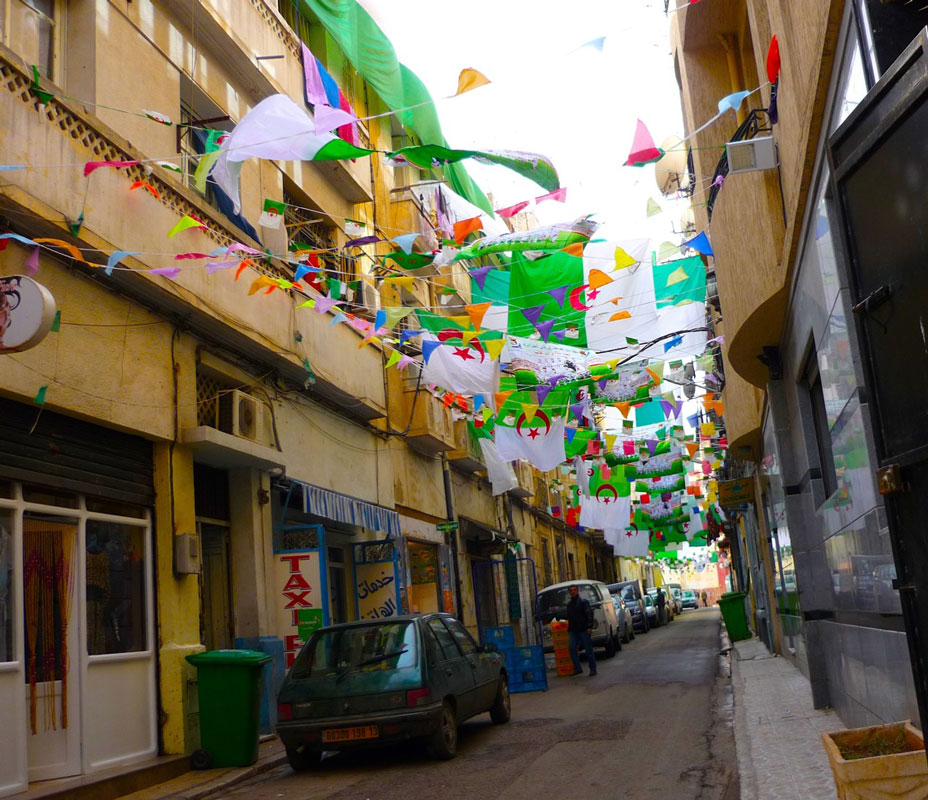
[0,398,156,796]
[398,514,456,616]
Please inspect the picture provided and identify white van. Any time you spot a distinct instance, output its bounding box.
[536,579,622,657]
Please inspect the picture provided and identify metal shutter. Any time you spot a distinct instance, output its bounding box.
[0,396,154,505]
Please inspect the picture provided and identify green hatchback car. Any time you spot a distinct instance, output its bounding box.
[276,614,511,770]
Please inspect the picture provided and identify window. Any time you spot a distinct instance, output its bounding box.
[585,553,594,580]
[4,0,56,79]
[427,617,459,660]
[86,521,147,655]
[567,552,576,580]
[291,621,417,678]
[805,355,839,500]
[0,510,11,661]
[442,618,477,656]
[541,539,553,587]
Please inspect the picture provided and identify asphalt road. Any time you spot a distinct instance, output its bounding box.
[218,607,737,800]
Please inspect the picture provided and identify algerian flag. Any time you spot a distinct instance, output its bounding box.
[259,199,286,229]
[508,250,586,343]
[212,94,372,213]
[611,526,651,557]
[345,219,367,237]
[479,438,518,496]
[421,334,500,395]
[579,469,631,530]
[495,389,568,471]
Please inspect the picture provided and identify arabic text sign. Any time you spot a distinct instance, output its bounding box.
[356,562,398,620]
[718,478,755,507]
[276,551,322,667]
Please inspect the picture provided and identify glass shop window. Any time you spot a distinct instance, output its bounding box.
[86,521,147,655]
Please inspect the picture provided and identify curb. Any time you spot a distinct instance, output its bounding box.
[179,750,288,800]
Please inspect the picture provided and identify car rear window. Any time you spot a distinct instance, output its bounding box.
[620,586,636,602]
[291,621,418,679]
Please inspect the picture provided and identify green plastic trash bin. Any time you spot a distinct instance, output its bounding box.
[718,591,751,642]
[186,649,272,769]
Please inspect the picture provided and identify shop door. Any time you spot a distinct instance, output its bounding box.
[23,516,80,782]
[199,523,233,651]
[830,30,928,732]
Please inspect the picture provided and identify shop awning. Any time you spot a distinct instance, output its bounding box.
[301,482,401,538]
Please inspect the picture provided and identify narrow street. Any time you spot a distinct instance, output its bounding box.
[217,609,737,800]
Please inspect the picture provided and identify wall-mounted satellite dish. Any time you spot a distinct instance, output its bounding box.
[655,136,691,196]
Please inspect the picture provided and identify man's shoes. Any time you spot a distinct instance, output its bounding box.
[571,669,583,676]
[589,670,597,676]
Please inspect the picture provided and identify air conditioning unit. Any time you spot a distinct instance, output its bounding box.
[218,389,264,442]
[726,136,778,174]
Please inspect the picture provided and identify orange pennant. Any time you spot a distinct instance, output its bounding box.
[616,402,632,418]
[685,442,700,459]
[560,242,584,257]
[34,238,87,263]
[454,216,483,243]
[609,311,631,321]
[588,268,613,290]
[248,275,277,295]
[466,302,492,330]
[494,390,513,409]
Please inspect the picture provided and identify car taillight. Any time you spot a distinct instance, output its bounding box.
[406,688,431,707]
[277,703,293,721]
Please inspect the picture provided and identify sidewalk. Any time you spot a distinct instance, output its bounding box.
[114,738,287,800]
[731,637,842,800]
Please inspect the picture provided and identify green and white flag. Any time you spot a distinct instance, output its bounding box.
[212,94,372,214]
[495,389,568,472]
[259,199,286,229]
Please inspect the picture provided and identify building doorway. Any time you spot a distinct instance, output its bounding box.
[198,522,233,651]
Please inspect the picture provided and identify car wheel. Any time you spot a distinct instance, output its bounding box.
[604,631,617,658]
[190,749,211,770]
[615,632,622,651]
[621,624,630,644]
[427,700,458,760]
[630,626,636,640]
[285,746,322,772]
[490,676,511,724]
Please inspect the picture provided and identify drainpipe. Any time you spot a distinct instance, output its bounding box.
[719,33,747,126]
[441,453,465,617]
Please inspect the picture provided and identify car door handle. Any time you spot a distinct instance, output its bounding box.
[445,668,453,676]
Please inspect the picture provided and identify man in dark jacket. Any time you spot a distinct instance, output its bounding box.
[566,585,597,676]
[655,587,667,625]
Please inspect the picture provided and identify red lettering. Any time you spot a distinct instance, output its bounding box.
[285,635,303,651]
[286,652,296,668]
[291,610,301,626]
[279,554,311,573]
[283,590,311,608]
[283,573,310,591]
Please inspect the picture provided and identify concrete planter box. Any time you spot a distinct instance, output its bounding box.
[822,721,928,799]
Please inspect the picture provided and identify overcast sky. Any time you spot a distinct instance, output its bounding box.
[360,0,690,244]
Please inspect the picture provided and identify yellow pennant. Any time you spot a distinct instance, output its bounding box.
[485,339,506,361]
[455,67,491,95]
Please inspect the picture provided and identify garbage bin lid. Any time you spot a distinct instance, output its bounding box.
[186,649,272,666]
[720,591,747,600]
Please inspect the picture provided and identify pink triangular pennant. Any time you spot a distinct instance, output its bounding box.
[625,119,664,166]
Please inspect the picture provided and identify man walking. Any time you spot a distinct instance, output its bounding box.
[655,587,667,625]
[566,585,597,676]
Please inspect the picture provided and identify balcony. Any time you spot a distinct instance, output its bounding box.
[403,389,456,455]
[447,421,485,473]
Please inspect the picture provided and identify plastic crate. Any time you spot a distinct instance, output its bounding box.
[502,644,548,693]
[484,626,515,648]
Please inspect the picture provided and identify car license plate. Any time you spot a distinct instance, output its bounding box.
[322,725,379,743]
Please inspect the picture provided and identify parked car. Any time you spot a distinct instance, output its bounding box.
[643,593,661,627]
[681,590,699,610]
[607,580,649,634]
[665,582,684,615]
[611,593,636,644]
[646,587,674,623]
[276,614,510,769]
[537,579,622,657]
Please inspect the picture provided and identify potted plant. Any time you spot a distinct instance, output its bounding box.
[822,720,928,799]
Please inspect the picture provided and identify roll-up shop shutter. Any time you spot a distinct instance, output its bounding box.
[0,396,154,505]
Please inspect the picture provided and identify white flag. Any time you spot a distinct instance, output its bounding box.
[580,494,631,531]
[421,336,500,396]
[495,411,567,472]
[611,526,651,557]
[479,439,518,495]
